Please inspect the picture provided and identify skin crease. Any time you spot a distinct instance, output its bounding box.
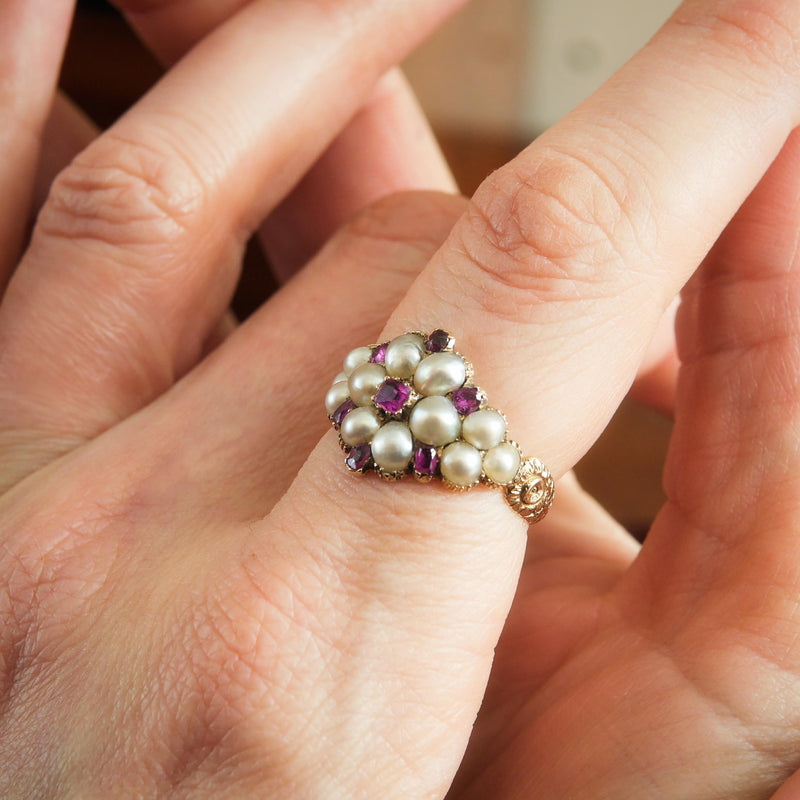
[5,0,800,798]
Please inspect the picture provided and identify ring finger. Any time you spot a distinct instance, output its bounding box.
[232,0,800,790]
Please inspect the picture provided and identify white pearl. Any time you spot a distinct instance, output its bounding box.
[325,381,350,415]
[348,363,386,406]
[462,409,506,450]
[441,442,483,487]
[409,396,461,446]
[340,407,381,446]
[483,443,521,485]
[384,334,425,379]
[343,347,373,376]
[333,372,348,384]
[413,353,467,396]
[371,422,413,473]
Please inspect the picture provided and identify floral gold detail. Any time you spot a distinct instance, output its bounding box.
[504,458,555,523]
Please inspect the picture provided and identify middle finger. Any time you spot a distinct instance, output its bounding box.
[0,0,464,483]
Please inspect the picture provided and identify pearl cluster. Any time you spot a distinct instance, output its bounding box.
[325,330,523,489]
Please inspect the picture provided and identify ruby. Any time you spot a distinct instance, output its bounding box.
[414,446,439,477]
[374,379,411,414]
[370,342,389,364]
[332,399,356,426]
[425,329,452,353]
[451,387,482,415]
[346,444,372,472]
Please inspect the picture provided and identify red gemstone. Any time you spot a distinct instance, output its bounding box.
[425,329,452,353]
[332,399,356,426]
[414,446,439,477]
[451,387,481,415]
[374,379,411,414]
[370,343,389,364]
[346,444,372,472]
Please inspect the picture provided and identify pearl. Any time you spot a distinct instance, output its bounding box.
[384,334,425,379]
[409,396,461,446]
[483,443,521,485]
[348,363,386,406]
[413,353,467,396]
[340,407,381,446]
[343,346,373,376]
[441,442,483,487]
[325,381,350,415]
[371,422,413,473]
[462,409,506,450]
[333,372,348,384]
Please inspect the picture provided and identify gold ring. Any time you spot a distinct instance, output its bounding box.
[325,329,554,523]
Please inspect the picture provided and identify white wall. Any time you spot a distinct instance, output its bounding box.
[405,0,681,138]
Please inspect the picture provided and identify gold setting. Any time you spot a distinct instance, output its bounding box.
[504,458,555,523]
[328,330,555,523]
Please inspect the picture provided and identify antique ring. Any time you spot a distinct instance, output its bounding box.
[324,329,555,523]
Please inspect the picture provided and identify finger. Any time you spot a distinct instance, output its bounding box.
[122,0,250,65]
[628,349,679,417]
[0,0,75,284]
[628,299,679,416]
[523,472,639,567]
[36,97,239,364]
[201,310,238,356]
[771,770,800,800]
[129,191,468,521]
[0,0,465,480]
[123,0,456,283]
[33,93,98,214]
[252,2,800,788]
[635,126,800,607]
[260,69,457,282]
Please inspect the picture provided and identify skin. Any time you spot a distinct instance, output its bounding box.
[1,0,800,797]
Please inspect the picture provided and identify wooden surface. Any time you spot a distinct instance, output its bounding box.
[59,1,671,537]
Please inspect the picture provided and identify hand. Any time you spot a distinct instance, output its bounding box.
[3,0,800,797]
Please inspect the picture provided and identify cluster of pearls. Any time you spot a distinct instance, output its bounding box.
[326,330,524,490]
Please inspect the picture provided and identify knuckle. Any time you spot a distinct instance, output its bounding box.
[158,555,338,787]
[37,131,207,253]
[0,482,146,711]
[456,148,643,318]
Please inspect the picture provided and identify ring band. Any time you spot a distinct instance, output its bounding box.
[325,329,554,523]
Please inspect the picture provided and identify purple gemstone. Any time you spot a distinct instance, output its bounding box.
[346,444,372,472]
[332,399,356,426]
[425,329,452,353]
[414,446,439,477]
[370,342,389,364]
[374,379,411,414]
[451,387,482,415]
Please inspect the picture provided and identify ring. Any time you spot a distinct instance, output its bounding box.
[324,329,555,523]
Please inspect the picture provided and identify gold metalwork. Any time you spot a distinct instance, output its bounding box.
[504,458,555,523]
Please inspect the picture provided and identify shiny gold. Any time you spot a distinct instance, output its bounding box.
[504,458,555,523]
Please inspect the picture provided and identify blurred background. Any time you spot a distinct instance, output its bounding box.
[60,0,681,538]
